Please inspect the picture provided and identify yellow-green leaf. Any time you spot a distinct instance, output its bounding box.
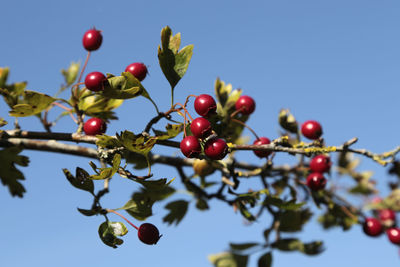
[9,91,55,117]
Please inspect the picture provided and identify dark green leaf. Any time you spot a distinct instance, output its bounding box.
[278,208,312,232]
[237,202,256,221]
[9,91,55,117]
[63,167,94,194]
[103,73,142,99]
[0,147,29,197]
[272,238,324,255]
[163,200,189,226]
[117,131,156,155]
[153,123,184,140]
[98,221,128,248]
[230,242,259,251]
[77,208,97,216]
[118,196,153,221]
[196,198,209,210]
[96,135,122,148]
[257,252,272,267]
[158,26,193,90]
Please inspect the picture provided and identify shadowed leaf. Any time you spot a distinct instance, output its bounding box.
[0,147,29,197]
[163,200,189,225]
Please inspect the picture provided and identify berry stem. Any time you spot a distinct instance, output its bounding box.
[230,106,245,119]
[105,209,139,230]
[231,118,259,139]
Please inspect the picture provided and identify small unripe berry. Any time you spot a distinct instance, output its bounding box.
[310,155,331,173]
[125,62,148,81]
[363,217,383,237]
[204,138,228,160]
[84,71,106,92]
[190,117,212,139]
[235,95,255,115]
[83,118,107,136]
[306,172,326,191]
[138,223,161,245]
[193,159,215,177]
[180,136,201,158]
[301,120,323,140]
[82,28,103,51]
[253,137,271,158]
[194,94,217,117]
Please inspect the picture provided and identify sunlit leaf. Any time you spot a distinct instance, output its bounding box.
[9,91,55,117]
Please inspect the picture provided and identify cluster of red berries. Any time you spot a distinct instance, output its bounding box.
[180,94,228,160]
[363,207,400,245]
[306,154,331,191]
[81,28,148,136]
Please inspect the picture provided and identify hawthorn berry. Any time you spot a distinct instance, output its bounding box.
[379,209,396,223]
[204,138,228,160]
[253,137,271,158]
[83,118,107,136]
[306,172,326,191]
[190,117,212,139]
[363,217,383,237]
[310,154,331,173]
[180,136,201,158]
[194,94,217,117]
[387,228,400,244]
[301,120,323,140]
[84,72,106,92]
[125,62,148,81]
[235,95,255,115]
[138,223,161,245]
[82,28,103,51]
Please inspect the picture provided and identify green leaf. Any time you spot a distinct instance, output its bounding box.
[278,109,298,134]
[79,94,124,117]
[117,197,153,221]
[63,167,94,194]
[103,73,142,99]
[153,123,184,140]
[117,131,156,155]
[278,208,312,232]
[208,252,248,267]
[89,154,121,180]
[158,26,193,92]
[0,67,9,88]
[61,61,80,86]
[0,147,29,197]
[264,197,305,210]
[96,135,122,148]
[229,242,259,251]
[163,200,189,226]
[0,118,7,127]
[77,208,97,216]
[9,90,55,117]
[257,252,272,267]
[98,221,128,248]
[196,198,209,210]
[271,239,324,255]
[317,203,358,230]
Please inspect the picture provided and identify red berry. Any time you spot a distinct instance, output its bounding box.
[84,72,106,92]
[82,28,103,51]
[379,209,396,222]
[253,137,271,158]
[204,138,228,160]
[386,228,400,244]
[363,218,383,237]
[180,136,201,158]
[235,95,255,115]
[301,120,323,140]
[194,94,217,117]
[310,154,331,173]
[306,172,326,191]
[83,118,107,135]
[125,62,148,81]
[190,118,212,139]
[138,223,161,245]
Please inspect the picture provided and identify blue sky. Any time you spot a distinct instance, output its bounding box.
[1,0,400,266]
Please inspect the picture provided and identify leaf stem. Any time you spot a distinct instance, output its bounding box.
[106,209,139,230]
